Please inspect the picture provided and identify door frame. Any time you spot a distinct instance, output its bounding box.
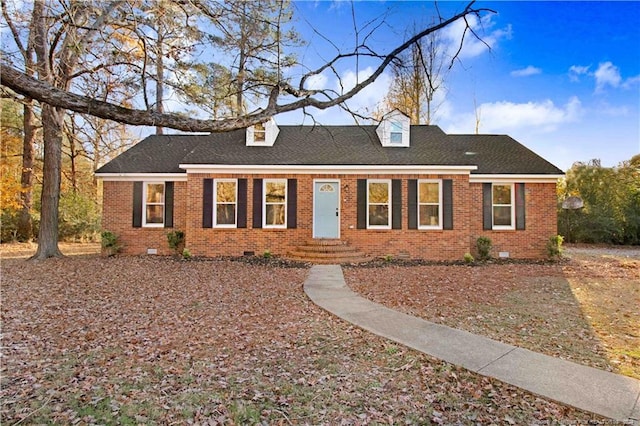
[312,179,341,239]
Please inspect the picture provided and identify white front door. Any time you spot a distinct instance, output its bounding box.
[313,180,340,238]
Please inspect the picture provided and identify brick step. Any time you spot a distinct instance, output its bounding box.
[288,250,368,259]
[287,239,372,264]
[303,239,346,247]
[287,254,373,265]
[295,244,356,254]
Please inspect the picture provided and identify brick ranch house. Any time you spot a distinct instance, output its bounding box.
[95,111,563,262]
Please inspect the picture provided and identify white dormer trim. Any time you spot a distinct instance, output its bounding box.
[376,110,411,147]
[246,117,279,146]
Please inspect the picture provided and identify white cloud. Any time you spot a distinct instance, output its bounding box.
[279,67,392,124]
[596,102,630,117]
[594,61,622,92]
[622,74,640,89]
[568,65,590,82]
[337,66,391,115]
[441,14,512,60]
[511,66,542,77]
[570,62,638,92]
[444,97,582,135]
[305,73,329,91]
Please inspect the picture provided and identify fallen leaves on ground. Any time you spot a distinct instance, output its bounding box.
[345,247,640,380]
[1,254,608,424]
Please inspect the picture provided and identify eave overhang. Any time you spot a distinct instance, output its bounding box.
[96,173,188,182]
[178,164,478,175]
[469,174,564,183]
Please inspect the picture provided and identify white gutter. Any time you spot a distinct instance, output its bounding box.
[178,164,478,175]
[469,174,564,183]
[96,173,188,182]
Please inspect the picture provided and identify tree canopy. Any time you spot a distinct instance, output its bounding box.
[0,0,493,258]
[558,156,640,245]
[1,1,492,132]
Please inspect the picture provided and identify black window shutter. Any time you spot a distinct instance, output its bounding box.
[132,181,143,228]
[202,178,213,228]
[287,179,297,229]
[443,179,453,230]
[253,179,263,229]
[237,179,247,228]
[407,180,417,229]
[483,183,493,230]
[164,181,174,228]
[356,179,367,229]
[392,179,402,229]
[516,183,526,230]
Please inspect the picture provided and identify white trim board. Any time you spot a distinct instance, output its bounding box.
[179,164,478,175]
[469,174,563,183]
[96,173,188,182]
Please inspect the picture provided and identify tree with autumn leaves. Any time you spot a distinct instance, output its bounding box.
[1,0,495,258]
[559,157,640,245]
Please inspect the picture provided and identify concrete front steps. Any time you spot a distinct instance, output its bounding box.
[288,239,373,264]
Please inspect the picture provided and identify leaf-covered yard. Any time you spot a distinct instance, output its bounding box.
[345,247,640,380]
[1,245,631,424]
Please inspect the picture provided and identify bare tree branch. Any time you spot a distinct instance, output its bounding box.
[1,1,494,132]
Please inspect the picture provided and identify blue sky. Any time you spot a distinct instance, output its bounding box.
[276,1,640,171]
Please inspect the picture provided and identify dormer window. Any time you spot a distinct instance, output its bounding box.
[376,110,410,147]
[246,117,279,146]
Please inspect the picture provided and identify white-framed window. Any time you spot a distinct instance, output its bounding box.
[390,121,403,144]
[367,179,391,229]
[492,183,515,229]
[254,122,266,143]
[214,179,237,227]
[418,179,442,229]
[264,179,287,228]
[143,182,165,227]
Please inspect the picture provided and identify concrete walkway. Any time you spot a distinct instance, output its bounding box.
[304,265,640,423]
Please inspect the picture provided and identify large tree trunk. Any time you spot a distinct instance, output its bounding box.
[31,104,63,259]
[155,31,164,135]
[17,100,36,241]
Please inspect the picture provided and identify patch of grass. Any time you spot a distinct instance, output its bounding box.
[384,343,399,355]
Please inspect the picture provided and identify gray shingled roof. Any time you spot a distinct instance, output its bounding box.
[95,125,563,175]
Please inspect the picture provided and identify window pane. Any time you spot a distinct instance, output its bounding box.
[419,205,439,226]
[368,182,389,203]
[216,181,236,203]
[493,185,511,204]
[369,205,389,226]
[216,204,236,225]
[494,206,512,226]
[254,122,266,142]
[146,205,164,223]
[419,182,439,203]
[266,182,286,202]
[390,121,403,143]
[146,184,164,203]
[265,204,285,225]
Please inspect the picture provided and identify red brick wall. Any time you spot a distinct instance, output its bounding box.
[469,182,558,259]
[102,180,187,256]
[102,175,558,260]
[339,174,471,261]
